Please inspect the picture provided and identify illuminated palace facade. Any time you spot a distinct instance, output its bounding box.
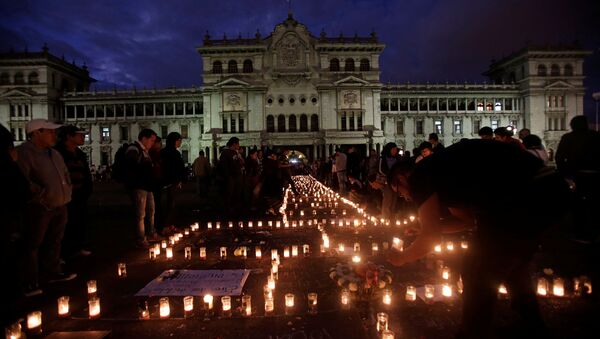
[0,14,591,165]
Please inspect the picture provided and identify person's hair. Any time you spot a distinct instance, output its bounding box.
[570,115,589,132]
[335,147,342,152]
[199,150,205,156]
[248,149,257,157]
[165,132,182,148]
[428,133,439,141]
[138,128,157,141]
[522,134,543,149]
[381,142,398,157]
[226,137,240,147]
[478,126,493,137]
[418,141,432,151]
[494,127,510,137]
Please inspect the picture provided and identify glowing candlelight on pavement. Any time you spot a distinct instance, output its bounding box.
[553,278,565,297]
[537,278,548,296]
[220,247,227,260]
[184,246,192,260]
[460,240,468,249]
[271,261,279,279]
[5,321,22,338]
[285,293,295,314]
[87,280,97,295]
[242,295,252,316]
[442,266,450,280]
[354,242,360,252]
[292,245,298,257]
[228,221,233,228]
[184,228,190,236]
[88,297,101,319]
[338,243,345,252]
[221,296,231,316]
[409,215,416,222]
[406,286,417,301]
[376,312,388,332]
[248,221,253,228]
[352,255,361,263]
[307,293,318,314]
[341,288,350,307]
[434,244,442,253]
[255,246,262,259]
[183,296,194,316]
[425,284,435,299]
[27,311,42,332]
[276,221,281,228]
[116,262,127,277]
[442,283,453,297]
[199,247,206,260]
[303,244,310,256]
[271,249,278,261]
[203,294,214,310]
[207,222,212,229]
[392,237,403,251]
[268,275,276,290]
[283,247,290,258]
[161,240,167,249]
[258,221,262,227]
[323,234,330,248]
[372,242,379,255]
[383,288,392,305]
[216,222,221,229]
[159,297,170,318]
[57,296,70,317]
[498,284,508,295]
[166,247,173,259]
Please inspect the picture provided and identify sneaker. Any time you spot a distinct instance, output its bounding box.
[47,272,77,283]
[23,286,43,297]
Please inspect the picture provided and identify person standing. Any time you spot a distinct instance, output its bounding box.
[428,133,445,152]
[192,150,211,196]
[334,148,348,195]
[218,137,243,216]
[55,126,93,258]
[378,142,401,220]
[160,132,186,233]
[17,119,77,296]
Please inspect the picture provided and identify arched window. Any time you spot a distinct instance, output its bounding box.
[28,72,39,84]
[212,61,222,74]
[537,64,547,76]
[486,103,493,111]
[289,115,297,132]
[564,64,573,76]
[228,60,238,73]
[266,115,275,132]
[310,114,319,131]
[243,59,253,73]
[345,58,355,72]
[0,72,9,85]
[300,114,308,132]
[360,58,370,71]
[277,114,286,132]
[329,58,340,72]
[14,72,24,85]
[550,64,560,76]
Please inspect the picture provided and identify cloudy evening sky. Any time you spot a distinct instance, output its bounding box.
[1,0,598,113]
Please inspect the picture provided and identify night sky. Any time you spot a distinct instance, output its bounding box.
[1,0,599,115]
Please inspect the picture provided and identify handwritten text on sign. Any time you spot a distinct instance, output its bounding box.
[135,269,250,297]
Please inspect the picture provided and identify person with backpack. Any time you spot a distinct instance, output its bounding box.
[119,128,159,248]
[160,132,186,235]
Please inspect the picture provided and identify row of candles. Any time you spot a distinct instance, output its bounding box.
[149,244,313,261]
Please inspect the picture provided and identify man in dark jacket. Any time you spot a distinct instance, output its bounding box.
[218,137,243,216]
[55,125,93,258]
[160,132,186,233]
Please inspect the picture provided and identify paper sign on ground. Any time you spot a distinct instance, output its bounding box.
[135,269,250,297]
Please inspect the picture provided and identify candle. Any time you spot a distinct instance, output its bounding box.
[241,246,248,259]
[271,249,278,261]
[87,280,97,295]
[307,293,318,314]
[57,296,70,317]
[537,278,548,296]
[149,248,156,260]
[446,241,454,251]
[338,243,345,252]
[406,285,417,301]
[354,242,360,252]
[460,240,468,249]
[185,246,192,260]
[203,294,214,310]
[553,278,565,297]
[242,295,252,316]
[184,228,190,236]
[341,288,350,307]
[434,244,442,253]
[303,244,310,256]
[159,297,170,318]
[352,255,361,263]
[409,215,416,222]
[285,293,295,314]
[118,262,127,277]
[181,295,194,318]
[382,288,392,305]
[220,247,227,260]
[258,221,262,227]
[207,222,212,229]
[323,234,330,249]
[376,312,388,332]
[166,247,173,260]
[292,245,298,257]
[27,311,42,332]
[169,236,175,245]
[498,284,508,295]
[382,242,389,250]
[381,329,395,339]
[271,261,279,279]
[442,266,450,280]
[5,321,22,338]
[161,240,167,249]
[248,221,253,228]
[372,242,379,255]
[255,246,262,259]
[216,222,221,229]
[199,247,206,260]
[283,247,290,258]
[276,221,281,228]
[264,296,274,315]
[268,275,276,290]
[138,300,150,319]
[442,283,453,297]
[425,284,435,299]
[221,296,231,316]
[268,221,273,227]
[228,221,233,228]
[88,297,101,319]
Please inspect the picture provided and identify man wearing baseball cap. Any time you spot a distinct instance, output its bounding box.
[17,119,76,296]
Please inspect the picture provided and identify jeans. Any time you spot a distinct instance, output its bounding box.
[130,189,155,241]
[336,171,347,195]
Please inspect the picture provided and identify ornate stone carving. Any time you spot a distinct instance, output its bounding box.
[281,75,302,86]
[276,34,304,69]
[223,91,245,111]
[340,90,360,109]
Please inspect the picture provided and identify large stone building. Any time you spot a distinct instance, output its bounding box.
[0,14,592,165]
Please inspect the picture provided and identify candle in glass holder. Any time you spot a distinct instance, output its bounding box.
[341,288,350,307]
[216,221,221,229]
[381,329,395,339]
[276,221,281,228]
[268,221,273,227]
[168,236,175,245]
[161,240,167,249]
[258,221,262,227]
[241,246,248,259]
[271,249,278,261]
[338,243,345,252]
[153,243,161,256]
[352,255,361,263]
[285,293,294,314]
[184,246,192,260]
[446,241,454,251]
[267,275,276,290]
[303,244,310,256]
[537,278,548,296]
[88,297,100,319]
[149,248,156,260]
[376,312,388,332]
[434,244,442,253]
[498,284,508,295]
[323,234,330,249]
[255,246,262,259]
[553,278,565,297]
[354,242,360,252]
[242,295,252,316]
[57,296,70,317]
[228,221,233,228]
[409,215,416,222]
[382,288,392,305]
[199,247,206,260]
[460,240,468,249]
[203,294,214,310]
[406,285,417,301]
[221,296,231,316]
[166,247,173,260]
[442,283,453,297]
[283,247,290,258]
[271,261,279,279]
[291,245,298,257]
[372,243,379,255]
[118,262,127,277]
[138,300,150,319]
[183,296,194,317]
[159,297,170,318]
[248,221,253,228]
[184,228,190,236]
[307,293,318,314]
[264,296,274,315]
[442,266,450,280]
[87,280,97,295]
[27,311,42,333]
[425,284,435,299]
[382,242,389,250]
[220,247,227,260]
[392,237,403,251]
[5,321,22,338]
[207,222,212,229]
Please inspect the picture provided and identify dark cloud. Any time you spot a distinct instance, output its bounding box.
[1,0,598,113]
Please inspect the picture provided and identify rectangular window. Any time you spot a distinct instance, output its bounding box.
[390,98,398,111]
[458,99,466,111]
[200,124,204,134]
[399,99,408,111]
[86,107,94,118]
[357,114,362,130]
[181,125,188,138]
[165,103,173,116]
[429,99,438,111]
[341,113,347,131]
[230,118,236,133]
[161,125,168,138]
[467,99,475,111]
[453,120,462,134]
[409,98,418,111]
[439,99,447,111]
[547,96,552,108]
[222,118,228,133]
[239,118,244,133]
[434,119,443,135]
[419,99,428,111]
[101,126,110,142]
[120,126,129,141]
[559,96,565,107]
[175,103,184,115]
[380,98,390,112]
[185,102,193,115]
[125,105,134,117]
[145,104,153,116]
[449,98,457,111]
[116,105,124,117]
[505,99,513,111]
[473,119,481,134]
[415,120,424,135]
[349,113,355,131]
[135,104,143,116]
[156,103,164,116]
[491,120,499,130]
[396,120,404,135]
